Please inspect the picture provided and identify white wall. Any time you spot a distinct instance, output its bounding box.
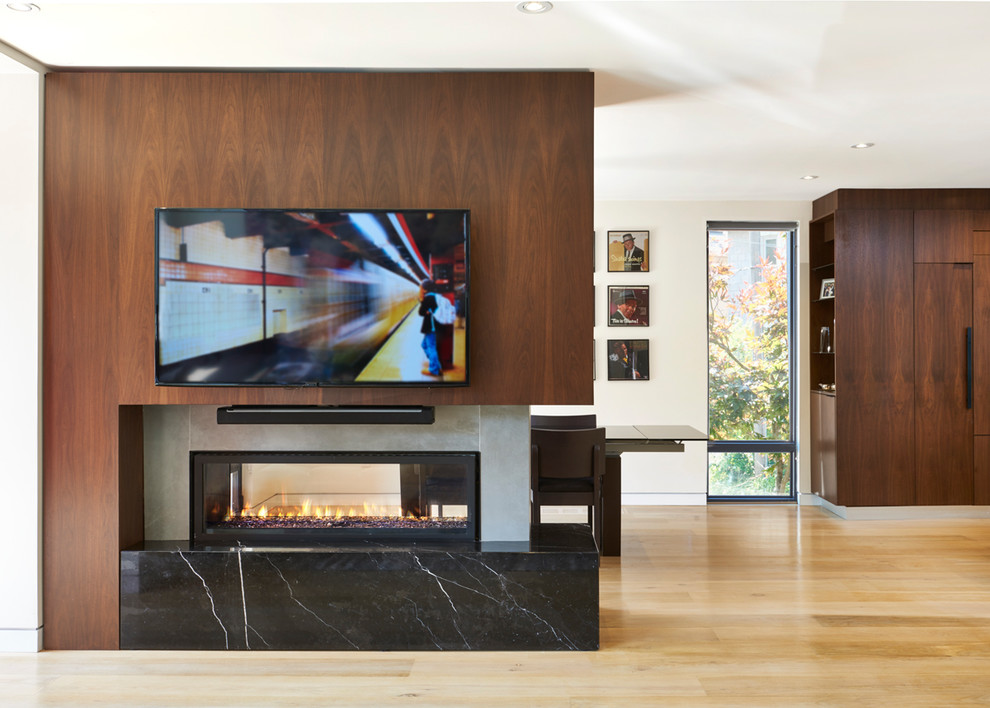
[0,60,42,652]
[536,200,812,504]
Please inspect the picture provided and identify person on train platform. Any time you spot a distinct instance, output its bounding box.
[418,279,443,377]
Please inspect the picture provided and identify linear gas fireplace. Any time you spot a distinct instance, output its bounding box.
[192,451,479,544]
[122,445,597,651]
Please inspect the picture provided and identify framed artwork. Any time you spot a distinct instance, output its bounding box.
[606,339,649,381]
[820,278,835,300]
[607,230,649,272]
[607,285,649,326]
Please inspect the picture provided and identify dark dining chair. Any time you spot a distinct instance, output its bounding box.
[530,426,606,552]
[530,413,597,430]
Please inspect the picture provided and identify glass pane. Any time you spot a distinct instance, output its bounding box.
[709,452,792,497]
[708,229,791,442]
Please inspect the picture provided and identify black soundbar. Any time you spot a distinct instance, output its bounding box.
[216,405,435,425]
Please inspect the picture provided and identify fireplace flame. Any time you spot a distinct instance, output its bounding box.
[219,497,466,530]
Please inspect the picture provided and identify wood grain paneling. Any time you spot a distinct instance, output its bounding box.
[815,190,990,221]
[976,436,990,504]
[833,210,916,506]
[811,191,839,221]
[43,73,124,649]
[44,71,594,649]
[914,263,973,505]
[102,71,593,406]
[914,210,973,263]
[828,189,990,212]
[817,194,990,509]
[975,256,990,436]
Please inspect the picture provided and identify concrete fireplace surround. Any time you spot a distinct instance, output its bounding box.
[143,404,532,543]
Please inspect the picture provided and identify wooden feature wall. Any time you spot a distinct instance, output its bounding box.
[43,72,594,649]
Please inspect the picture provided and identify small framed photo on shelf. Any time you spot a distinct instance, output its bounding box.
[607,339,649,381]
[820,278,835,300]
[607,285,649,326]
[607,230,649,272]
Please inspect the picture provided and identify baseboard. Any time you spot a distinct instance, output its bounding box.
[0,627,42,652]
[798,492,823,506]
[621,493,707,506]
[811,495,990,520]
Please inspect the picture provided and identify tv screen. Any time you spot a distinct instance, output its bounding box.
[155,208,469,386]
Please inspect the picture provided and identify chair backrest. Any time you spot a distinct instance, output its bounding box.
[531,427,605,481]
[530,414,597,430]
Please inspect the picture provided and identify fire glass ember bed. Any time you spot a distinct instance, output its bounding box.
[191,451,478,544]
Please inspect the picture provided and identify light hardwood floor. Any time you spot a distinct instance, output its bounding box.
[3,505,990,707]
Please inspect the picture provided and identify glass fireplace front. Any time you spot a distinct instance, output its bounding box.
[191,451,478,544]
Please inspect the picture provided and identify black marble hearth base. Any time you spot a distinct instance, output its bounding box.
[120,524,598,651]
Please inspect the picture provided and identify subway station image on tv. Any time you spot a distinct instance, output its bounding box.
[155,208,469,387]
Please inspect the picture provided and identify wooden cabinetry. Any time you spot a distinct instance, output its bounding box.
[974,253,990,436]
[976,436,990,504]
[914,210,974,263]
[974,241,990,504]
[810,190,990,508]
[809,216,835,392]
[810,391,836,501]
[809,206,915,506]
[913,263,973,504]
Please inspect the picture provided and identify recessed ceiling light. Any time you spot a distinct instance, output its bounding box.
[6,3,39,11]
[800,175,819,181]
[516,1,553,14]
[851,142,875,149]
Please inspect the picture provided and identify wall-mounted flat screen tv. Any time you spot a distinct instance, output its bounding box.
[155,208,469,387]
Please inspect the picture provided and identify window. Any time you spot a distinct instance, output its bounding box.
[707,222,796,499]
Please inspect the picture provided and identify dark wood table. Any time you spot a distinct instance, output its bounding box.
[601,425,708,556]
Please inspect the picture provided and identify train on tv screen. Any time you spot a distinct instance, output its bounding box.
[155,208,469,387]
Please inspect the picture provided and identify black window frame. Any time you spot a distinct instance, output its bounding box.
[706,221,798,502]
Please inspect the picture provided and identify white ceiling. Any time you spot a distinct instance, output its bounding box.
[2,0,989,202]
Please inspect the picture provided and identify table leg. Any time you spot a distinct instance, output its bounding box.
[602,453,622,556]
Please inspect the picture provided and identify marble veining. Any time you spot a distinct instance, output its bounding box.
[264,555,359,649]
[121,525,599,651]
[176,549,228,649]
[236,547,252,649]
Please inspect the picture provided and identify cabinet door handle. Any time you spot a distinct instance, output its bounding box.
[967,327,973,410]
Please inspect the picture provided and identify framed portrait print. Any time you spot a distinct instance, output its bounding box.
[820,277,835,300]
[607,230,649,272]
[607,285,649,326]
[606,339,649,381]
